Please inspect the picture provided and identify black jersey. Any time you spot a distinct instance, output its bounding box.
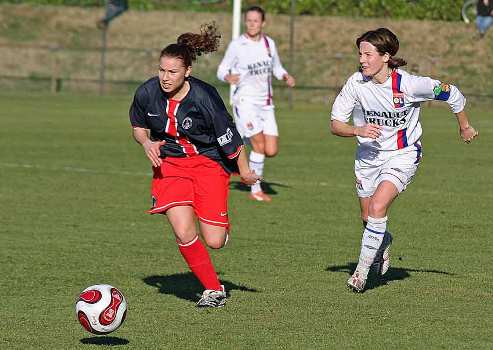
[130,76,243,173]
[477,0,493,16]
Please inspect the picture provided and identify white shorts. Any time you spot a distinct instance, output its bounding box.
[354,142,422,198]
[232,99,278,138]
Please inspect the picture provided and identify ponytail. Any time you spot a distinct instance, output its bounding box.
[388,56,407,69]
[160,22,221,67]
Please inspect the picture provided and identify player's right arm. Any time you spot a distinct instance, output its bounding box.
[217,41,240,85]
[330,120,382,139]
[129,86,165,167]
[330,75,381,139]
[132,127,165,167]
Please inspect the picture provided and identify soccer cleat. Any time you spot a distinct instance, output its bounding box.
[347,269,368,293]
[373,231,393,276]
[249,191,272,202]
[196,285,227,308]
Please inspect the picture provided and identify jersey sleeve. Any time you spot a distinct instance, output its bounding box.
[216,41,238,82]
[202,87,244,159]
[270,39,288,80]
[404,74,466,114]
[129,86,149,128]
[331,75,358,123]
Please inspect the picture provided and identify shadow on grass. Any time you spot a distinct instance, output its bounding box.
[230,180,290,195]
[80,337,129,346]
[143,272,259,302]
[326,262,454,291]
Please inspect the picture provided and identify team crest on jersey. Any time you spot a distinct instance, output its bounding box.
[393,93,405,108]
[182,117,193,130]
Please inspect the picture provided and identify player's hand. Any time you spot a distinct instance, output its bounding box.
[284,74,295,88]
[460,125,478,143]
[225,74,240,85]
[143,140,165,167]
[355,124,382,139]
[240,170,261,186]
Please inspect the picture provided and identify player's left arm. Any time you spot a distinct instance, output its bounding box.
[202,88,259,184]
[455,110,478,143]
[202,87,244,157]
[407,75,478,143]
[271,39,295,87]
[235,147,260,185]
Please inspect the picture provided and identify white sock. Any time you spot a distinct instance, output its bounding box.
[249,151,265,193]
[356,216,387,277]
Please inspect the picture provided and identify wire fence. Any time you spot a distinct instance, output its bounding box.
[1,43,492,104]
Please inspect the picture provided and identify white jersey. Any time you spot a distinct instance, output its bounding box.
[217,34,288,106]
[331,69,466,151]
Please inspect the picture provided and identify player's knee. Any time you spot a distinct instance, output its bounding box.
[203,230,228,249]
[204,236,226,249]
[368,201,387,217]
[252,144,265,154]
[264,148,278,157]
[175,231,198,245]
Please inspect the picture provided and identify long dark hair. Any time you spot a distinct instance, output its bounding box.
[356,28,407,69]
[160,22,221,67]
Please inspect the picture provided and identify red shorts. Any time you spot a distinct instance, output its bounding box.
[148,155,230,228]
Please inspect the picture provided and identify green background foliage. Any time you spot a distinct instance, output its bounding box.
[0,0,466,21]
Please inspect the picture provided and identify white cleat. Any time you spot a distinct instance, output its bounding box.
[196,285,227,308]
[347,270,367,293]
[249,191,272,202]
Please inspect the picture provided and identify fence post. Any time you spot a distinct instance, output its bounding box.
[99,26,108,95]
[50,46,60,94]
[427,57,438,107]
[288,0,296,110]
[334,53,343,91]
[146,49,153,77]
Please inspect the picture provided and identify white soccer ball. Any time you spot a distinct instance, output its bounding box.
[75,284,127,335]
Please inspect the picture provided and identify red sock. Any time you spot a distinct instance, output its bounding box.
[178,236,222,291]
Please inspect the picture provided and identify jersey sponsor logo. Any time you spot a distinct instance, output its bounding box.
[220,212,228,217]
[182,117,192,130]
[246,122,254,130]
[363,109,409,127]
[217,128,233,146]
[247,60,272,76]
[147,112,160,117]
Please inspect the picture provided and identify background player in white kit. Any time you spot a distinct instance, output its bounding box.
[330,28,478,292]
[217,6,295,202]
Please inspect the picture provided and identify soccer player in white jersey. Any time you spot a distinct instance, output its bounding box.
[330,28,478,293]
[217,6,295,202]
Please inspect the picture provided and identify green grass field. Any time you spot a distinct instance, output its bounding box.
[0,92,491,349]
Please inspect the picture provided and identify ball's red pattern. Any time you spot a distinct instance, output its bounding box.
[78,289,102,304]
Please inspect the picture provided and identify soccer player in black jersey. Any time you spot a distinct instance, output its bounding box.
[129,23,259,307]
